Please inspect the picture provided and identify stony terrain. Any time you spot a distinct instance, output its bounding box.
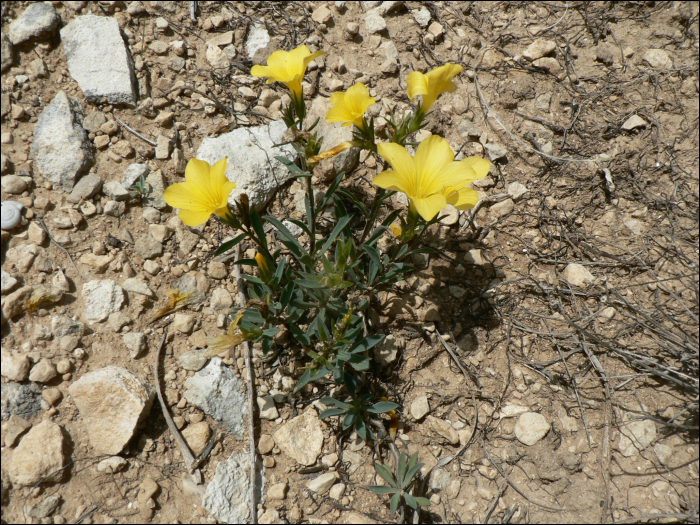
[1,1,698,524]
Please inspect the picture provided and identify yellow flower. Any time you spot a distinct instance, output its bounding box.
[307,141,361,166]
[325,82,376,128]
[373,135,490,221]
[407,63,463,112]
[163,158,236,227]
[251,45,324,103]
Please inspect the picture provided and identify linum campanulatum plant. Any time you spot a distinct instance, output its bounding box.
[165,44,490,512]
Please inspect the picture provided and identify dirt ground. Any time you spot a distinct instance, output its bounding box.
[1,1,698,524]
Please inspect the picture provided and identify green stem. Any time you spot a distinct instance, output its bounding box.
[306,171,316,254]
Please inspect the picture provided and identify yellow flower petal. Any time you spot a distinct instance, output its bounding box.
[178,208,215,227]
[163,181,211,212]
[412,193,447,221]
[460,156,491,181]
[325,83,375,128]
[372,169,405,192]
[446,187,480,209]
[163,157,237,227]
[414,135,455,195]
[251,45,324,100]
[407,71,429,103]
[377,143,416,194]
[407,64,463,111]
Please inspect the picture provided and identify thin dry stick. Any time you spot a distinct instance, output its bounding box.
[153,328,198,472]
[232,244,258,525]
[113,116,158,147]
[37,217,78,274]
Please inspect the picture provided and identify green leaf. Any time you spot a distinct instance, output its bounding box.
[295,279,325,289]
[280,281,295,308]
[263,215,308,261]
[407,452,419,470]
[262,327,280,338]
[321,396,352,409]
[233,258,258,267]
[404,492,418,510]
[374,463,397,488]
[317,215,352,259]
[304,193,314,232]
[287,218,311,237]
[336,349,352,362]
[319,408,346,419]
[348,355,370,371]
[275,156,310,178]
[289,324,311,345]
[361,243,381,267]
[402,463,424,490]
[315,171,345,214]
[293,366,329,393]
[390,492,401,514]
[214,233,247,256]
[350,334,385,354]
[250,208,267,251]
[343,412,356,430]
[414,497,431,507]
[367,402,399,414]
[336,189,370,218]
[356,416,367,440]
[240,274,265,285]
[397,453,407,490]
[367,485,398,495]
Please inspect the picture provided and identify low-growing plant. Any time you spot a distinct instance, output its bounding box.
[163,44,489,449]
[319,378,399,440]
[369,452,431,514]
[128,173,151,200]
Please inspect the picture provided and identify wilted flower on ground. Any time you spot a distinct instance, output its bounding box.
[373,135,489,221]
[151,289,194,322]
[251,45,324,105]
[325,82,376,129]
[163,158,236,227]
[407,63,463,112]
[205,313,246,356]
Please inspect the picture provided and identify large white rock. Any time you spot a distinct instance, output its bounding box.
[82,279,125,322]
[202,452,254,523]
[273,409,324,466]
[246,23,270,60]
[8,3,61,45]
[61,15,138,105]
[196,121,295,211]
[68,366,155,454]
[184,358,247,438]
[32,92,93,192]
[7,420,67,486]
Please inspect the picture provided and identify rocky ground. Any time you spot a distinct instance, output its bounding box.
[1,1,698,524]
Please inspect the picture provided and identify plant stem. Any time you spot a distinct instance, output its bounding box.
[233,244,259,524]
[359,188,385,246]
[306,174,316,254]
